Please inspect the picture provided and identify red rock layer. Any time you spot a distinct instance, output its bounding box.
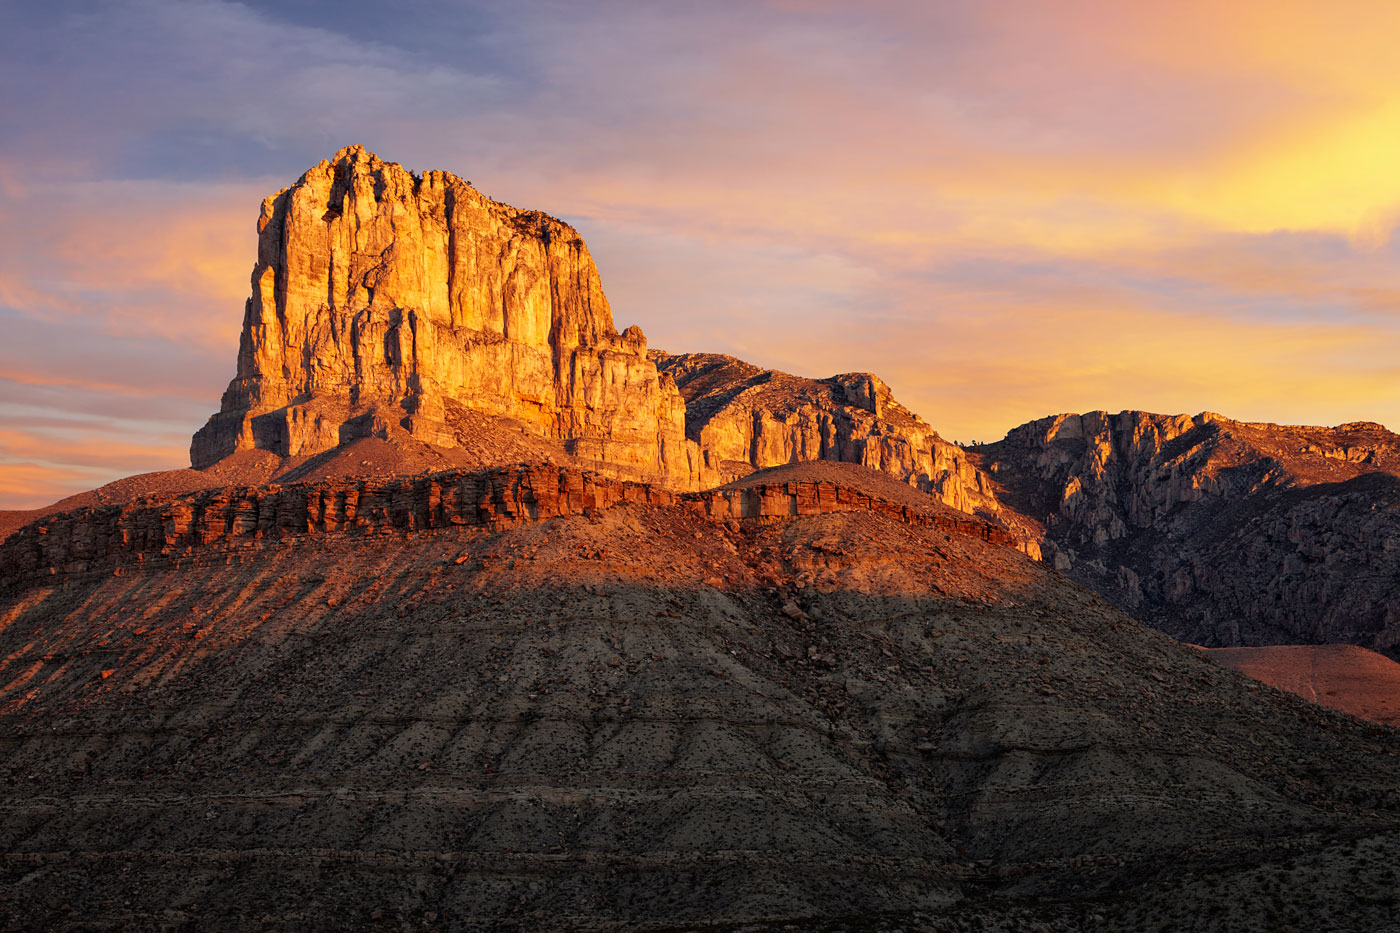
[0,466,1016,582]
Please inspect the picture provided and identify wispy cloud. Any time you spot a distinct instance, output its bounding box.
[3,0,1400,506]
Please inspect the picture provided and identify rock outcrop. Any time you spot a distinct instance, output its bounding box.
[977,411,1400,656]
[184,147,1020,531]
[0,464,1015,583]
[191,146,704,488]
[655,352,1006,521]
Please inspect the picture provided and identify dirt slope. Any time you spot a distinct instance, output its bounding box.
[2,472,1399,930]
[1207,644,1400,727]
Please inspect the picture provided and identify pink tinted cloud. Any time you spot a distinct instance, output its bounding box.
[6,0,1400,509]
[876,302,1400,444]
[0,463,116,512]
[0,177,262,349]
[0,425,191,511]
[0,428,188,476]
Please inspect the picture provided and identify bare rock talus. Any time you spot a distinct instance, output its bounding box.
[191,146,704,487]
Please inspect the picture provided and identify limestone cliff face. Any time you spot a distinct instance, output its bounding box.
[986,411,1400,547]
[1174,472,1400,655]
[978,411,1400,655]
[985,411,1241,547]
[653,353,1007,523]
[191,146,703,487]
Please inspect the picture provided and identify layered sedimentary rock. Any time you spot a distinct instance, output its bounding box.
[978,411,1400,655]
[191,146,703,487]
[0,464,1015,583]
[655,352,1005,521]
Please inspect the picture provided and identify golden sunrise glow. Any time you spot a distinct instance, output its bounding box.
[4,1,1400,507]
[1175,100,1400,240]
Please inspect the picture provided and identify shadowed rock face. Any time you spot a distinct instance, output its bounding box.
[3,479,1400,930]
[977,411,1400,656]
[191,145,703,488]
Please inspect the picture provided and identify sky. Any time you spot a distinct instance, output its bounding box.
[4,0,1400,508]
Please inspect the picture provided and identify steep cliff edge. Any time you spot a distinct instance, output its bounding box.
[654,352,1008,524]
[977,411,1400,655]
[191,145,704,488]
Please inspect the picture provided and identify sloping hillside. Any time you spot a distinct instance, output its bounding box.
[2,466,1398,930]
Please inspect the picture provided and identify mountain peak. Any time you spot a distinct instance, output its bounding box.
[329,142,378,163]
[191,148,698,487]
[188,150,1012,523]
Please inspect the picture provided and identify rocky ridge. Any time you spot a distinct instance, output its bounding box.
[655,352,1010,526]
[0,463,1015,585]
[976,411,1400,656]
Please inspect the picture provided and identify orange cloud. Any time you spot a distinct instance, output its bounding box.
[0,178,261,349]
[906,310,1398,444]
[0,462,113,511]
[0,368,204,398]
[0,428,188,474]
[7,0,1400,508]
[505,1,1400,264]
[0,397,194,510]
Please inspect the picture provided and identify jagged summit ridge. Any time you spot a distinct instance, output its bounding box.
[979,408,1400,655]
[655,351,1005,520]
[191,145,703,487]
[987,408,1400,540]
